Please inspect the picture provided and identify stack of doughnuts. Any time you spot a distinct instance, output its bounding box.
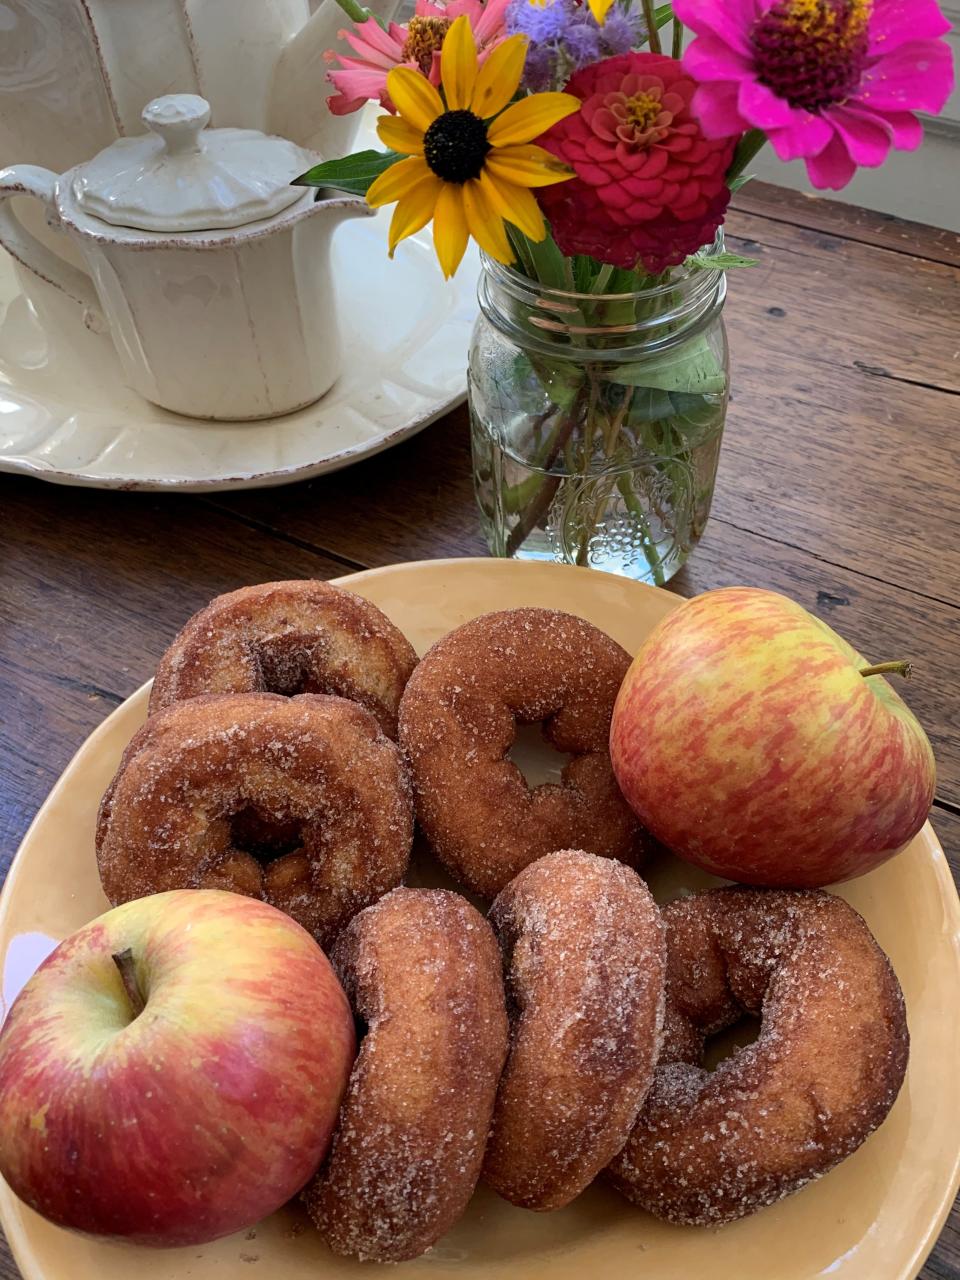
[94,580,911,1263]
[96,580,418,950]
[96,590,655,939]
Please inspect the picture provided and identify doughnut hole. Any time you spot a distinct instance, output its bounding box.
[702,1015,762,1071]
[254,636,320,697]
[252,635,401,735]
[196,804,311,901]
[506,719,575,787]
[351,1012,370,1047]
[255,634,351,701]
[228,805,305,864]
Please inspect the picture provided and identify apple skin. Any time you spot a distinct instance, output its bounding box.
[0,890,356,1246]
[610,587,936,887]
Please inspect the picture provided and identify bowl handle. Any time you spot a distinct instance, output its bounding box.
[0,166,104,329]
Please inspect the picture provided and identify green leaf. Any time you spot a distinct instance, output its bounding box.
[729,172,755,192]
[627,387,675,421]
[666,391,726,445]
[525,231,572,289]
[652,3,675,28]
[572,255,598,292]
[685,248,760,270]
[292,150,402,198]
[506,227,572,288]
[610,335,727,395]
[538,361,585,410]
[506,225,538,279]
[607,265,656,292]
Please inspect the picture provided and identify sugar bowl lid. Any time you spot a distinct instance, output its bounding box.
[70,95,309,233]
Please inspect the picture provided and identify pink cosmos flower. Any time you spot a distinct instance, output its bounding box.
[325,0,511,115]
[673,0,954,189]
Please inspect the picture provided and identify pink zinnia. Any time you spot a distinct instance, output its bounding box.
[674,0,954,189]
[326,0,510,115]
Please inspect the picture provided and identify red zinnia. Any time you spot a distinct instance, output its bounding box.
[536,53,737,273]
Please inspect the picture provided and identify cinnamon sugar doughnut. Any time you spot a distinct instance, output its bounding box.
[608,887,909,1225]
[398,608,649,898]
[304,888,508,1262]
[150,580,418,738]
[483,850,666,1210]
[97,693,413,948]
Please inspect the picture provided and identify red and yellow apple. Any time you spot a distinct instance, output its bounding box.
[610,587,936,886]
[0,889,355,1246]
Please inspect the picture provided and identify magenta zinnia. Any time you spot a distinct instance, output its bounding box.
[674,0,954,189]
[536,53,736,273]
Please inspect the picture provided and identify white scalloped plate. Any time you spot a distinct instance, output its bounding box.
[1,560,959,1280]
[0,112,478,492]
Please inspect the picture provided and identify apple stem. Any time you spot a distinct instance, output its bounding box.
[859,660,913,680]
[112,948,146,1019]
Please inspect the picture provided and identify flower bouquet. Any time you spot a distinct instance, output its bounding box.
[297,0,953,583]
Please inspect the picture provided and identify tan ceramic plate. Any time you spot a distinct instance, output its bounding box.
[1,559,959,1280]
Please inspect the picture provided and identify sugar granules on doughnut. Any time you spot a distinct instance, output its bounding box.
[608,887,909,1225]
[483,850,666,1211]
[305,888,508,1262]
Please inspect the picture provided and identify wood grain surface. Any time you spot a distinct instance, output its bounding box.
[0,183,958,1278]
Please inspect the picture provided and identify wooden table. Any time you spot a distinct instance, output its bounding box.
[1,181,958,1279]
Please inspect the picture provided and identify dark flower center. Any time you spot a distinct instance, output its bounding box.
[424,109,491,183]
[401,16,451,74]
[751,0,871,113]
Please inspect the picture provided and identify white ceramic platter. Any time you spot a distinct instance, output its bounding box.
[0,113,479,492]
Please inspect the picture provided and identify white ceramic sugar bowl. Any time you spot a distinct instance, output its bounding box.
[0,95,370,420]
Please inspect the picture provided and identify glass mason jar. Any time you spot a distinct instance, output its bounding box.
[468,240,730,586]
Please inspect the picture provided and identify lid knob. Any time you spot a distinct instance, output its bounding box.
[73,93,310,232]
[141,95,211,157]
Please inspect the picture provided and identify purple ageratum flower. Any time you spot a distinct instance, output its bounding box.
[564,21,602,63]
[673,0,955,190]
[506,0,646,90]
[520,43,558,90]
[506,0,578,42]
[599,6,643,53]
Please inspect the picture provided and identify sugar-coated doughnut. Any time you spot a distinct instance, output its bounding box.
[608,887,909,1225]
[150,579,418,738]
[398,608,650,898]
[304,888,508,1262]
[97,693,413,948]
[483,850,666,1210]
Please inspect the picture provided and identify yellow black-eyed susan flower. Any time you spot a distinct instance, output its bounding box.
[366,15,580,278]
